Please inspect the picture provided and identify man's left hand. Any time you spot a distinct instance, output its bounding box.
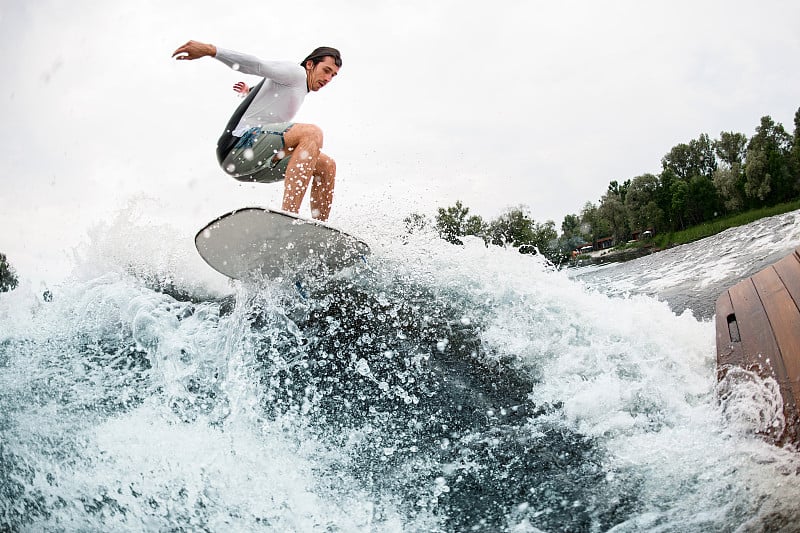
[172,40,217,60]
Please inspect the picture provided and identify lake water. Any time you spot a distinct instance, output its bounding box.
[2,209,800,531]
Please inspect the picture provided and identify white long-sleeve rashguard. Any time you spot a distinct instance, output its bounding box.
[214,47,309,136]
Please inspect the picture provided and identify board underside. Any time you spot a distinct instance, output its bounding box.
[195,207,370,281]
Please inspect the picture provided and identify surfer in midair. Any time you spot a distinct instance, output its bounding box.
[172,40,341,221]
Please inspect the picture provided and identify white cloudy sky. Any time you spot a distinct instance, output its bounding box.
[1,0,799,282]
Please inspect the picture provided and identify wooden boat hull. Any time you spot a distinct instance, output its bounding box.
[716,246,800,447]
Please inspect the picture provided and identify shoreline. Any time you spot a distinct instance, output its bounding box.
[568,202,800,268]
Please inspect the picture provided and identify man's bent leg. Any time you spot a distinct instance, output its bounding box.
[281,124,323,215]
[310,153,336,221]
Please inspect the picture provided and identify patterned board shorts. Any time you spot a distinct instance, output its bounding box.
[219,123,294,183]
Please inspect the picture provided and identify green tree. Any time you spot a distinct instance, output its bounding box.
[0,252,19,292]
[713,165,745,213]
[435,201,485,245]
[715,131,748,168]
[713,131,748,212]
[624,173,663,233]
[598,188,630,243]
[669,179,690,230]
[685,174,720,225]
[560,213,581,240]
[463,214,487,239]
[530,220,559,257]
[488,207,535,248]
[662,143,690,180]
[580,202,610,245]
[661,133,717,181]
[790,107,800,196]
[744,115,793,204]
[607,179,631,203]
[656,170,677,230]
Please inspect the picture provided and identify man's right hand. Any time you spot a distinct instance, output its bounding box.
[233,82,250,96]
[172,40,217,60]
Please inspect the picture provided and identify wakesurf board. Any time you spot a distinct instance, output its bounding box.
[195,207,370,281]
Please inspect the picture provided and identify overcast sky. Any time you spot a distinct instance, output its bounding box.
[2,0,799,283]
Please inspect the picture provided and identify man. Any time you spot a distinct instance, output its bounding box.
[172,40,341,221]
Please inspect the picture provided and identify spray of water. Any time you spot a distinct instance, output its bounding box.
[2,206,799,531]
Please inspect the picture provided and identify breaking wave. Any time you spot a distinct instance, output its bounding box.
[2,208,800,531]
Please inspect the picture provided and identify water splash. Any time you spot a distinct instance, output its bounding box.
[2,210,800,531]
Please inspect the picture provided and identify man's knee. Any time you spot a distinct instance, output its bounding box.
[305,124,324,148]
[291,123,324,149]
[318,154,336,178]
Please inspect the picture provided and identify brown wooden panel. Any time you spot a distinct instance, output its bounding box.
[727,278,781,373]
[774,249,800,315]
[752,266,800,406]
[763,251,800,432]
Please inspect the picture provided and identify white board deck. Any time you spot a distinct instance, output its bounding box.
[195,207,370,281]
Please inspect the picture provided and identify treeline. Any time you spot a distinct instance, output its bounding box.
[0,252,18,292]
[405,203,559,256]
[408,108,800,264]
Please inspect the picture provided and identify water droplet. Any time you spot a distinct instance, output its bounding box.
[355,358,371,377]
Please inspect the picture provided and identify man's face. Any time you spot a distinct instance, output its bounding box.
[306,56,339,91]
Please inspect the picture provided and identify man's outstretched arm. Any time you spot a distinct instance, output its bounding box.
[174,40,302,84]
[172,40,217,60]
